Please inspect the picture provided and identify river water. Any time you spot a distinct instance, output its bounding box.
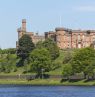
[0,85,95,97]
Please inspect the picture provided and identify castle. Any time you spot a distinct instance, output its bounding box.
[16,19,45,48]
[45,28,95,49]
[17,19,95,49]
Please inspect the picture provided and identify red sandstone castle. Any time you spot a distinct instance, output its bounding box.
[17,19,95,49]
[45,28,95,49]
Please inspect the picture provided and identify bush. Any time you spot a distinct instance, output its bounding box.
[13,67,17,72]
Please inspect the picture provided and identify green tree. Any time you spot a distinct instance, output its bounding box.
[29,48,52,78]
[7,48,16,54]
[36,41,44,49]
[62,64,73,80]
[17,34,35,59]
[17,34,35,66]
[0,48,16,54]
[71,47,95,79]
[43,38,59,60]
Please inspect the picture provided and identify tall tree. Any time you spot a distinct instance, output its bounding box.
[17,34,35,59]
[29,48,52,78]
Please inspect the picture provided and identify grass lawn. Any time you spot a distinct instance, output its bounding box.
[0,78,95,86]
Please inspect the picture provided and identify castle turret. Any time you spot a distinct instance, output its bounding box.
[22,19,26,32]
[55,27,65,49]
[17,19,26,40]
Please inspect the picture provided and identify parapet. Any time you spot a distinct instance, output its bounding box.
[55,27,64,31]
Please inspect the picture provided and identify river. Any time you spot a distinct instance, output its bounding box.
[0,85,95,97]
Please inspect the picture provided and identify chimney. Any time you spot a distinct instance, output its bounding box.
[22,19,26,32]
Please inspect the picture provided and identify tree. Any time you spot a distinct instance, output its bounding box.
[2,54,17,73]
[36,38,60,60]
[43,38,59,60]
[62,64,73,80]
[7,48,16,54]
[71,47,95,79]
[29,48,52,78]
[0,48,16,54]
[36,41,44,49]
[17,34,35,59]
[17,34,35,66]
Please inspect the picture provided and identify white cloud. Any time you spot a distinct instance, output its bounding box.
[75,6,95,12]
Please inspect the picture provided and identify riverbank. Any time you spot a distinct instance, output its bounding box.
[0,79,95,86]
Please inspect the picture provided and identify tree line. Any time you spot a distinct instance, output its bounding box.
[62,47,95,80]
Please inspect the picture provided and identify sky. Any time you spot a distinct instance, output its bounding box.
[0,0,95,49]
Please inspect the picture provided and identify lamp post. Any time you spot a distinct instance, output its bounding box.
[41,68,44,79]
[18,74,21,79]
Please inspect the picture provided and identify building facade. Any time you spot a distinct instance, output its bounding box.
[45,27,95,49]
[16,19,45,48]
[17,19,95,49]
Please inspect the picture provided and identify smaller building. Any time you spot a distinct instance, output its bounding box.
[16,19,45,48]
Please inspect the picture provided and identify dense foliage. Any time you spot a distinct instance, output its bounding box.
[0,48,16,54]
[29,48,52,78]
[62,64,73,79]
[36,38,60,60]
[43,38,59,60]
[0,54,17,73]
[17,34,35,59]
[17,34,35,66]
[62,47,95,80]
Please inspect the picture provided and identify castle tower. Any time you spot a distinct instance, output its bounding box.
[17,19,27,40]
[22,19,26,32]
[55,27,65,49]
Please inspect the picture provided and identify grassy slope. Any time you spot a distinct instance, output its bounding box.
[48,50,66,75]
[0,50,65,75]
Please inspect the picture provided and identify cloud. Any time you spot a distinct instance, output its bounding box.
[75,6,95,12]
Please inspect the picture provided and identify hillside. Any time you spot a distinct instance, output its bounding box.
[0,50,67,75]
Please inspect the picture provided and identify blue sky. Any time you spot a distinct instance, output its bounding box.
[0,0,95,48]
